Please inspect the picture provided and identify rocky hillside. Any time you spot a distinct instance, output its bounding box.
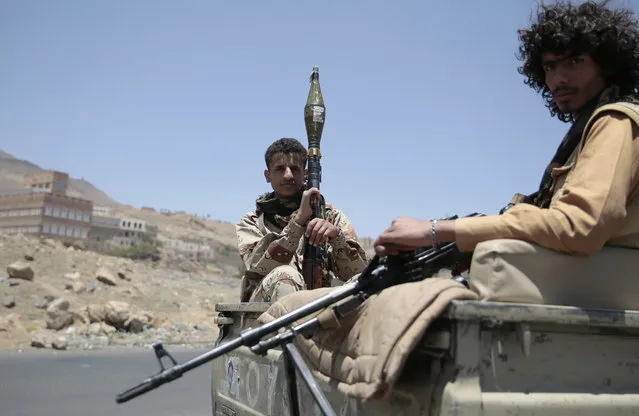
[0,151,118,206]
[0,232,240,351]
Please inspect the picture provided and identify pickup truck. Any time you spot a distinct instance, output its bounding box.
[210,239,639,415]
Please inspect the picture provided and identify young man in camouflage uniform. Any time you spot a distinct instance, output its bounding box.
[374,1,639,258]
[236,137,368,302]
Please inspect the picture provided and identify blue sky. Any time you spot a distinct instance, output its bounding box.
[2,0,638,239]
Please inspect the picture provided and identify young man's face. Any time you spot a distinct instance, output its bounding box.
[542,52,606,116]
[264,152,306,198]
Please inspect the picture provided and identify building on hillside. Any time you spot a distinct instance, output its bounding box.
[93,205,114,217]
[163,237,214,262]
[24,171,69,195]
[120,216,146,233]
[89,215,159,248]
[112,217,145,247]
[90,215,121,243]
[0,170,162,248]
[0,188,92,239]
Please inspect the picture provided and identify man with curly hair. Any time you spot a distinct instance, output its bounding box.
[374,0,639,257]
[235,137,368,302]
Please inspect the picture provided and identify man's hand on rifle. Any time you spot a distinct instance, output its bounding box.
[295,187,320,225]
[294,187,339,245]
[306,218,340,246]
[373,216,457,256]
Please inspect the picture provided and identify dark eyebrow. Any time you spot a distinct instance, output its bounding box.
[542,52,583,66]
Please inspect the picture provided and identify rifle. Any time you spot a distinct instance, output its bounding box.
[302,66,327,290]
[114,213,484,416]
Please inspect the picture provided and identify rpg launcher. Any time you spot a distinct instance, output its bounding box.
[302,66,327,291]
[114,213,484,416]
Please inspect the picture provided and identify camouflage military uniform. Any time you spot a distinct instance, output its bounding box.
[236,191,368,302]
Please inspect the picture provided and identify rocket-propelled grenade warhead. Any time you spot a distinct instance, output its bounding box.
[304,66,325,190]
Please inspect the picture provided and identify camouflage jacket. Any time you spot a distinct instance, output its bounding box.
[235,201,368,302]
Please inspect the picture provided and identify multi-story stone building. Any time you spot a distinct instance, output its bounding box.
[120,216,146,234]
[89,214,159,248]
[0,187,92,239]
[1,170,160,247]
[24,171,69,195]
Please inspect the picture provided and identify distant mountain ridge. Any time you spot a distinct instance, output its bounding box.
[0,150,119,206]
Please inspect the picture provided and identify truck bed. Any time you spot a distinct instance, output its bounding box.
[210,299,639,416]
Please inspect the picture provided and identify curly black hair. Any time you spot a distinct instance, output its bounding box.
[264,137,307,169]
[517,0,639,122]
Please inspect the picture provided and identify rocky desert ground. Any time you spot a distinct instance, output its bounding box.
[0,222,375,353]
[0,232,241,352]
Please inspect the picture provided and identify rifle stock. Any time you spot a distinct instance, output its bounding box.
[115,212,484,406]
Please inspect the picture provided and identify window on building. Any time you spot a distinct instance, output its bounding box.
[44,223,52,233]
[53,208,59,217]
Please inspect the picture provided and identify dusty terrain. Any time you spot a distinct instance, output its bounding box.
[0,232,241,351]
[0,231,374,353]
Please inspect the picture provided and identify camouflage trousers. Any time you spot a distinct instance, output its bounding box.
[249,265,305,303]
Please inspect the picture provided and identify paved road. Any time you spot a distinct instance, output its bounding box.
[0,347,214,416]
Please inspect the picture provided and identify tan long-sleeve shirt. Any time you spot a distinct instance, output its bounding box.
[455,105,639,256]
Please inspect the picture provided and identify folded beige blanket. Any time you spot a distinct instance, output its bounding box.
[257,276,478,401]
